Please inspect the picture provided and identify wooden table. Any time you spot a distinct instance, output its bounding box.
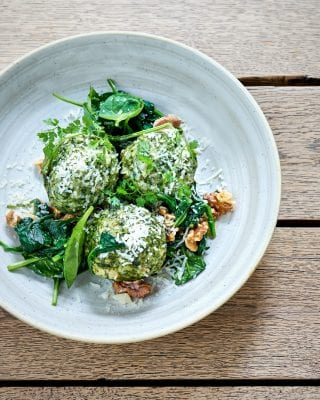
[1,1,319,398]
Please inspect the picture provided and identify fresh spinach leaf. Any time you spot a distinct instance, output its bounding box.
[99,92,144,127]
[63,206,94,288]
[87,231,125,269]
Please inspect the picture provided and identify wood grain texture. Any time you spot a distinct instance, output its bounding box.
[1,387,320,400]
[1,228,319,380]
[248,87,320,220]
[0,0,320,76]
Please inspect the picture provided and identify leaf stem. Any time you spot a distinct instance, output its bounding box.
[7,257,40,271]
[154,108,164,117]
[52,278,61,306]
[107,79,118,93]
[108,122,172,142]
[53,93,84,107]
[205,205,216,238]
[0,240,23,253]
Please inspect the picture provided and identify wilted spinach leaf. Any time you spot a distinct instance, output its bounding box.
[130,100,163,131]
[174,249,206,285]
[87,231,125,269]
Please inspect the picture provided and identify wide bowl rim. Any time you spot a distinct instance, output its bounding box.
[0,31,281,343]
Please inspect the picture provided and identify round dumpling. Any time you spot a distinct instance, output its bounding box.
[120,126,197,195]
[44,135,119,214]
[85,204,167,281]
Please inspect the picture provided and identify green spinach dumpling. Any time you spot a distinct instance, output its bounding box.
[44,135,119,214]
[121,126,197,195]
[85,204,167,281]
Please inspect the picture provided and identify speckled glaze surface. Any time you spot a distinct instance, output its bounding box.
[0,32,281,343]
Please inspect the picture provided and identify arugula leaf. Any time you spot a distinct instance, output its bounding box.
[87,231,125,269]
[99,92,144,127]
[63,206,94,288]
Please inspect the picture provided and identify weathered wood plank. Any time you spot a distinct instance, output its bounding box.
[1,387,320,400]
[1,228,319,380]
[0,0,319,76]
[248,87,320,220]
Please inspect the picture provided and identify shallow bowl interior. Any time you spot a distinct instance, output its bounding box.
[0,32,280,343]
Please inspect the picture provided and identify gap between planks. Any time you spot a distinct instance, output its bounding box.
[239,75,320,86]
[1,379,320,387]
[1,386,320,400]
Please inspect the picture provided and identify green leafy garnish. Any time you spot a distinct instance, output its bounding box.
[63,206,94,288]
[99,92,144,127]
[107,122,172,142]
[87,231,125,269]
[38,119,82,175]
[52,278,61,306]
[174,249,206,285]
[0,241,22,253]
[130,100,164,131]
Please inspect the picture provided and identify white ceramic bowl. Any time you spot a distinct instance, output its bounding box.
[0,32,281,343]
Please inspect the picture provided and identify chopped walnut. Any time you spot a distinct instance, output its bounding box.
[203,190,235,218]
[158,206,168,216]
[113,280,152,299]
[61,213,75,221]
[49,206,62,219]
[166,229,179,242]
[158,206,178,242]
[185,220,209,252]
[34,158,44,174]
[153,114,182,128]
[6,210,21,228]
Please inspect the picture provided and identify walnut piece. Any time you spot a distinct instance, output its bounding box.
[61,213,75,221]
[34,158,44,174]
[185,220,209,252]
[113,280,152,299]
[153,114,182,128]
[203,190,235,218]
[49,206,61,219]
[158,206,178,242]
[6,210,21,228]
